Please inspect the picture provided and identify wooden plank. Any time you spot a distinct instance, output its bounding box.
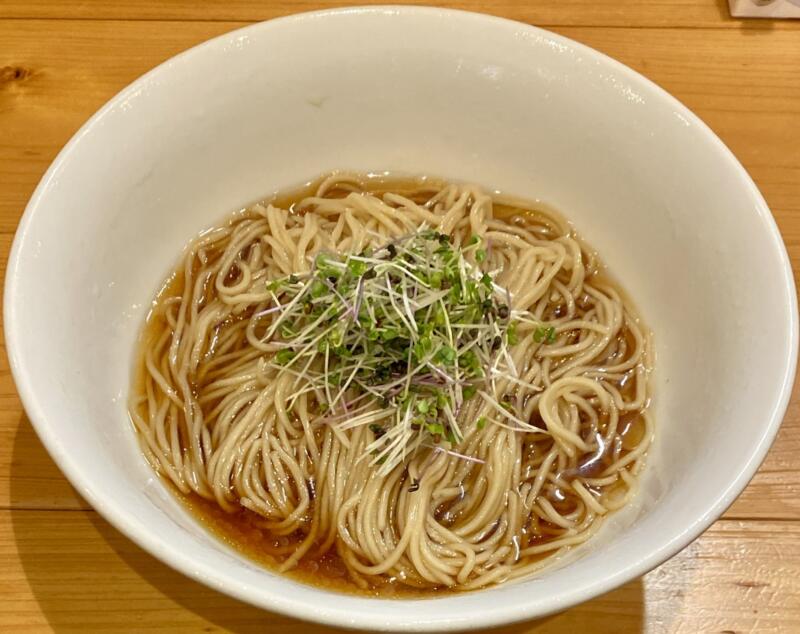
[0,20,240,234]
[727,407,800,519]
[0,510,797,633]
[0,413,87,512]
[0,0,775,29]
[1,19,798,235]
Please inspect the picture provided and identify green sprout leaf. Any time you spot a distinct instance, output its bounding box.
[274,349,295,365]
[534,325,556,344]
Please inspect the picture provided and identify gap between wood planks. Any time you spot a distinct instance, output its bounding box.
[0,16,798,31]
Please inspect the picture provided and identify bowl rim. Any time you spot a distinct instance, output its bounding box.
[5,5,798,631]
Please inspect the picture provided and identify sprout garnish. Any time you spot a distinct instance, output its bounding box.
[262,229,551,474]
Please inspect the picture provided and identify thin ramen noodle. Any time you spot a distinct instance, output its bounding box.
[130,172,652,594]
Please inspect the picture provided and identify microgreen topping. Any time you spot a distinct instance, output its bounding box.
[260,229,552,474]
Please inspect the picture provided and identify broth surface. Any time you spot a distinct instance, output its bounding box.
[131,173,651,596]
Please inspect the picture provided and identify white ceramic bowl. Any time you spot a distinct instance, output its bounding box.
[5,6,797,631]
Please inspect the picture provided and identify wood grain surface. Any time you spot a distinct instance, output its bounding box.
[1,1,799,632]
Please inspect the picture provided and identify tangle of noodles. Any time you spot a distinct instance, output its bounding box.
[129,172,653,594]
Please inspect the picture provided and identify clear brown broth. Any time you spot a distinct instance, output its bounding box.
[133,173,648,597]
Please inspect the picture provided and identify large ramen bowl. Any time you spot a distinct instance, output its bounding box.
[5,6,797,631]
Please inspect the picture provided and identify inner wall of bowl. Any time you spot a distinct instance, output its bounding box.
[10,9,793,627]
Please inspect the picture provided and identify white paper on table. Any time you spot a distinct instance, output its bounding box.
[728,0,800,18]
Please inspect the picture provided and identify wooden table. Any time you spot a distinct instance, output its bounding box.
[1,1,799,631]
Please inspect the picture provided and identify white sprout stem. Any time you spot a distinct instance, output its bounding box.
[440,297,461,407]
[331,357,365,408]
[443,403,463,441]
[266,280,313,338]
[384,274,417,340]
[337,407,394,430]
[478,390,548,433]
[433,445,486,465]
[400,277,418,334]
[323,342,333,406]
